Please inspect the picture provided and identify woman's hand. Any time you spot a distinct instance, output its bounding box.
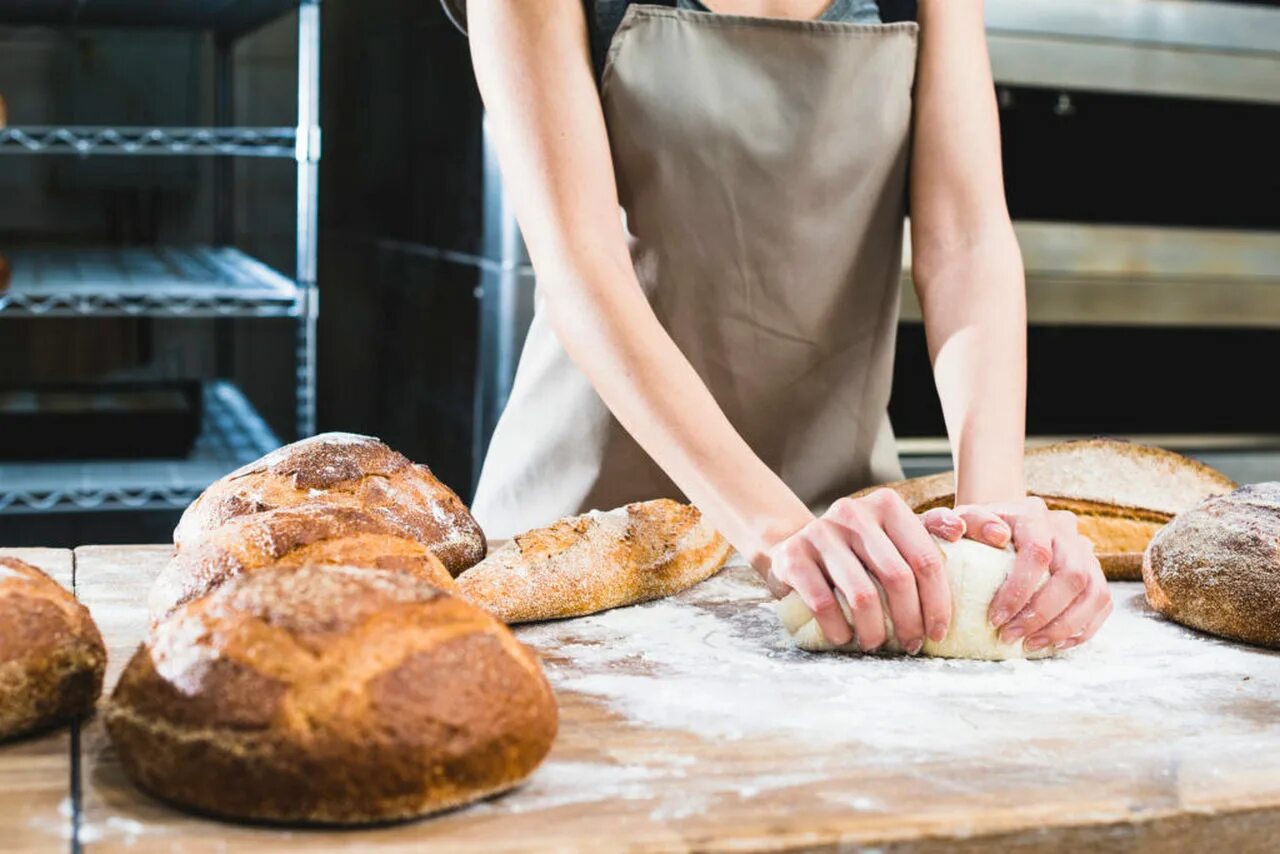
[765,489,967,654]
[955,497,1113,652]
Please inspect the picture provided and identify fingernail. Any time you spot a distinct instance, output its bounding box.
[928,623,947,642]
[1025,636,1048,651]
[991,609,1011,627]
[1002,625,1025,642]
[984,523,1010,544]
[906,639,924,655]
[1055,638,1077,651]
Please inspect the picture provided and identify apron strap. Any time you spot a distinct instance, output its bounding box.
[587,0,677,82]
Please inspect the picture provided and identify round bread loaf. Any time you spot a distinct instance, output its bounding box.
[108,564,558,824]
[0,557,106,740]
[1143,482,1280,649]
[173,432,486,575]
[150,503,455,622]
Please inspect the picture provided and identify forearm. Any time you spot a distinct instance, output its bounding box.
[916,229,1027,504]
[541,251,812,569]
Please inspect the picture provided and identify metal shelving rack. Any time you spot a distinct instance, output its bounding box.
[0,0,320,515]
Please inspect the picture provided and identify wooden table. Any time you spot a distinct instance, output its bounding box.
[4,544,1280,852]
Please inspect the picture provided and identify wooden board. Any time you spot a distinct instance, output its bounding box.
[68,546,1280,851]
[0,547,76,851]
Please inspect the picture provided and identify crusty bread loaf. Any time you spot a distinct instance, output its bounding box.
[852,439,1237,580]
[174,432,486,576]
[151,503,455,622]
[107,564,558,824]
[457,498,731,624]
[1143,482,1280,649]
[0,557,106,741]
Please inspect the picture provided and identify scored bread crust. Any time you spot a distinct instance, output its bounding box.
[173,432,486,576]
[151,504,455,622]
[852,439,1237,580]
[0,558,107,741]
[1143,483,1280,649]
[456,498,732,624]
[107,564,558,825]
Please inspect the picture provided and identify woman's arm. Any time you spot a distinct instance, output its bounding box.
[910,0,1026,508]
[911,0,1112,650]
[467,0,812,566]
[468,0,959,651]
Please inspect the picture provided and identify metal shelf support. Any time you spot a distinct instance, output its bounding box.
[294,0,321,440]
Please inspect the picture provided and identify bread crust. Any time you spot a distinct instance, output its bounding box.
[0,558,107,741]
[151,503,455,622]
[457,498,731,624]
[107,564,558,824]
[173,433,486,575]
[852,439,1236,580]
[1143,483,1280,649]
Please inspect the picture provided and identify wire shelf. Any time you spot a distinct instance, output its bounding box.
[0,247,300,318]
[0,381,281,514]
[0,126,298,157]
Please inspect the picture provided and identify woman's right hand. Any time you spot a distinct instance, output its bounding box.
[764,490,967,654]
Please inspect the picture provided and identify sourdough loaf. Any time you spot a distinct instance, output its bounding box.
[107,564,558,824]
[174,432,485,575]
[1143,482,1280,649]
[151,503,455,622]
[457,498,731,624]
[852,439,1236,580]
[0,557,106,740]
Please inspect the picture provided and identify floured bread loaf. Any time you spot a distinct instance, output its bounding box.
[151,504,455,622]
[457,498,731,624]
[776,538,1058,660]
[1144,482,1280,649]
[107,564,558,824]
[853,439,1236,580]
[1,557,107,740]
[174,432,486,575]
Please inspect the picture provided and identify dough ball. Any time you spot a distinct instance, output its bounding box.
[776,537,1058,661]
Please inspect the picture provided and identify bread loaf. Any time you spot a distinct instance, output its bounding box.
[853,439,1236,580]
[107,564,558,824]
[151,503,455,622]
[457,498,731,624]
[0,557,106,741]
[174,432,486,575]
[1143,482,1280,649]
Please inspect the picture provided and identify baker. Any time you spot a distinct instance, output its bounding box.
[445,0,1112,655]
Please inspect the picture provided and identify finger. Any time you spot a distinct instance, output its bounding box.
[880,500,951,645]
[989,504,1054,627]
[954,505,1012,548]
[921,507,965,542]
[1025,570,1111,652]
[773,536,853,647]
[838,494,926,653]
[810,520,886,651]
[1000,537,1094,644]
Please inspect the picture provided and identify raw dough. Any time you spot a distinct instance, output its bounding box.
[776,537,1056,660]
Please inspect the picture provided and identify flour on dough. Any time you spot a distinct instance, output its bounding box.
[776,537,1055,660]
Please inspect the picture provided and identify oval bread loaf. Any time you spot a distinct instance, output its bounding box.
[108,564,558,824]
[1143,482,1280,649]
[150,503,455,622]
[457,498,731,624]
[0,557,106,741]
[173,432,486,575]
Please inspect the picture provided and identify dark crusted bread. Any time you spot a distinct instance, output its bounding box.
[173,432,486,575]
[852,439,1237,580]
[107,564,558,825]
[457,498,731,624]
[0,557,106,741]
[151,503,456,623]
[1143,482,1280,649]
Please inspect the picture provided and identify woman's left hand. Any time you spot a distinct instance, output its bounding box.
[939,497,1113,652]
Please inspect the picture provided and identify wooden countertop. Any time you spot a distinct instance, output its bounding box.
[3,544,1280,852]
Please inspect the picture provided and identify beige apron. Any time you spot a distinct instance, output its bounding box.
[474,5,918,538]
